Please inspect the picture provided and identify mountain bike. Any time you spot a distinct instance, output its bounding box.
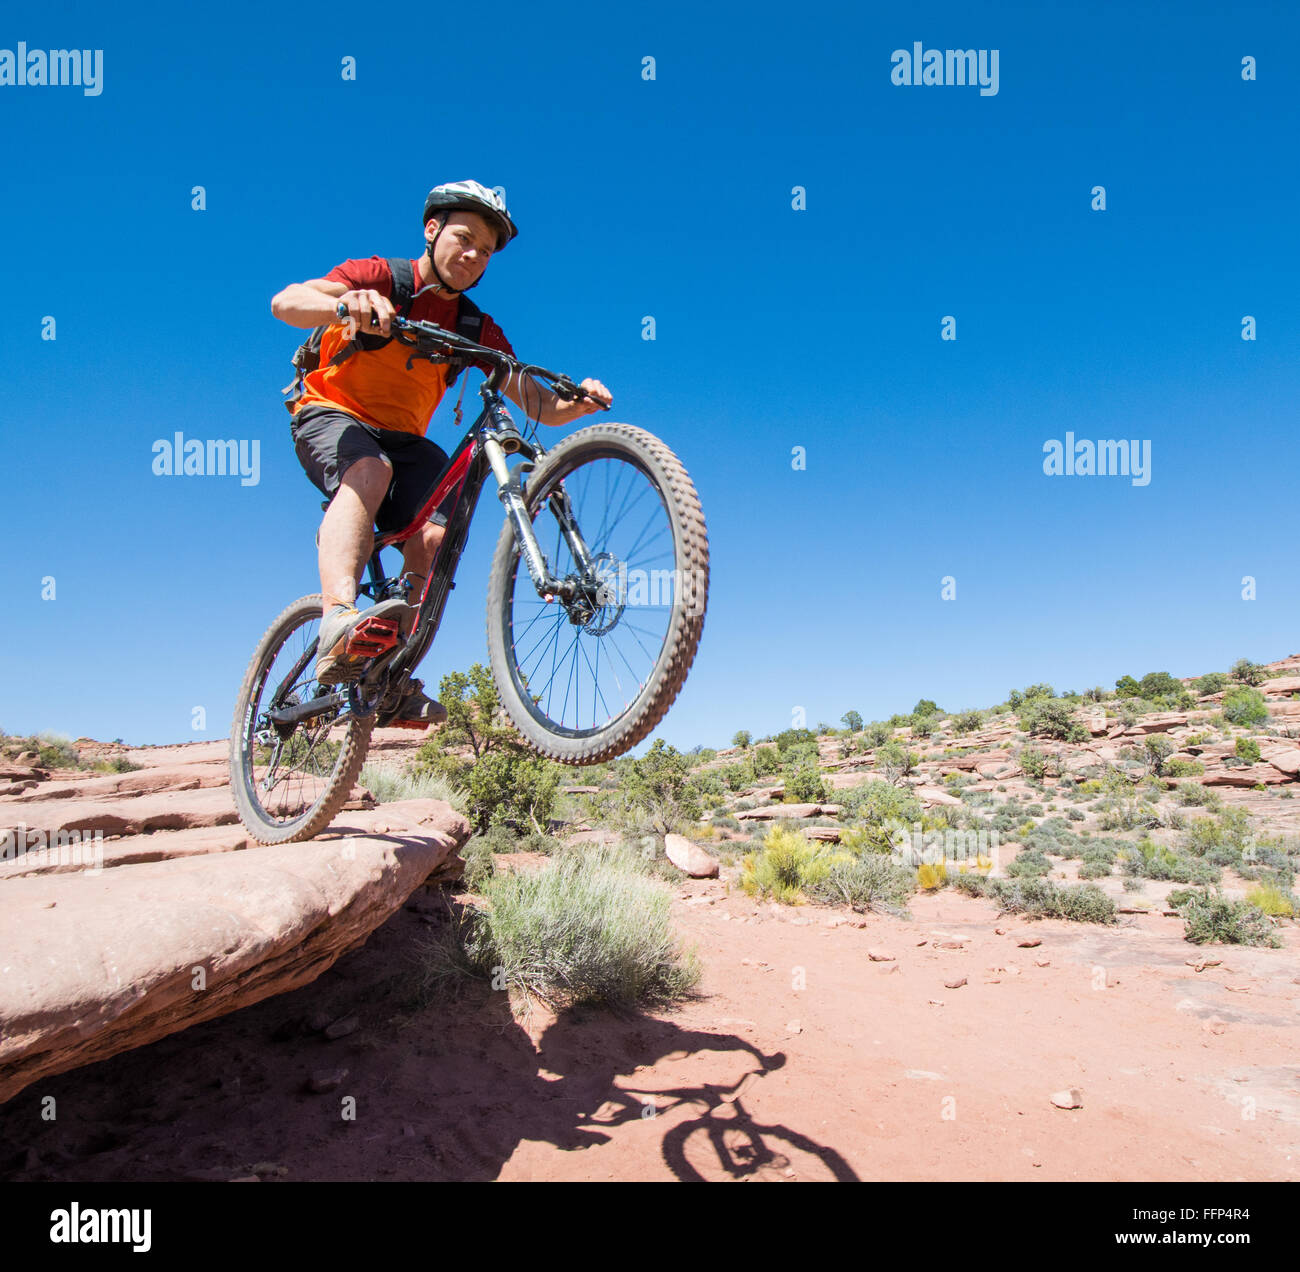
[229,314,709,844]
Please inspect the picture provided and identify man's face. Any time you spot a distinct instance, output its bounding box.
[427,210,496,288]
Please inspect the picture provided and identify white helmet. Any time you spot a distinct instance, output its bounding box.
[422,180,518,251]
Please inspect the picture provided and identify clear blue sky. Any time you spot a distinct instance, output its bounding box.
[2,0,1297,752]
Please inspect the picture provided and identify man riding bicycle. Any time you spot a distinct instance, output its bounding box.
[271,180,613,725]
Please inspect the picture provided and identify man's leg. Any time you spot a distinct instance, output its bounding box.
[396,522,446,630]
[318,456,393,610]
[314,456,416,684]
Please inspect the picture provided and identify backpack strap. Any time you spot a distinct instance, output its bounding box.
[388,256,416,317]
[444,294,484,388]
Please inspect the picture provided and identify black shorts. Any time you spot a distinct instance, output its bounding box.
[291,404,455,536]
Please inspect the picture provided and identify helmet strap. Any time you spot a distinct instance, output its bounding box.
[422,215,483,295]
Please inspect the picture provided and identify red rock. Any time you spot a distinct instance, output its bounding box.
[1200,766,1289,787]
[0,800,469,1103]
[664,833,719,878]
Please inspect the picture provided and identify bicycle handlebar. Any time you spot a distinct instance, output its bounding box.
[334,302,609,409]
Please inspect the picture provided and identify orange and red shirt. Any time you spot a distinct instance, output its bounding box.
[291,255,516,437]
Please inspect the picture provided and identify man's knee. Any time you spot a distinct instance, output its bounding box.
[337,455,393,516]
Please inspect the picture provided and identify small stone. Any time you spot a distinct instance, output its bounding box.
[324,1015,359,1040]
[307,1012,333,1032]
[1035,958,1050,967]
[878,964,900,975]
[867,949,896,962]
[785,1019,802,1034]
[928,999,945,1006]
[306,1068,349,1094]
[939,941,966,950]
[1050,1088,1083,1110]
[943,977,967,989]
[994,928,1007,935]
[1017,937,1042,948]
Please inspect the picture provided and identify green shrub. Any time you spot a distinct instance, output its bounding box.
[361,761,471,812]
[1230,658,1267,688]
[951,873,988,897]
[1175,781,1220,808]
[910,714,935,738]
[842,780,925,837]
[1137,672,1182,699]
[952,709,985,735]
[1222,687,1268,727]
[1183,807,1252,859]
[874,741,917,785]
[461,838,497,891]
[807,853,915,915]
[1018,698,1075,740]
[863,721,892,748]
[1121,837,1219,884]
[741,825,844,903]
[1143,735,1175,775]
[1245,883,1295,917]
[1235,737,1262,764]
[1007,848,1052,878]
[1078,859,1111,879]
[1181,891,1280,947]
[1018,746,1049,780]
[773,727,817,752]
[1164,758,1205,778]
[414,843,702,1009]
[784,765,829,803]
[751,744,781,776]
[983,877,1116,923]
[840,710,863,733]
[91,756,143,774]
[731,729,752,749]
[1193,673,1228,697]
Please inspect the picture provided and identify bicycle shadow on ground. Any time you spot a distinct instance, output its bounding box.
[523,1009,860,1182]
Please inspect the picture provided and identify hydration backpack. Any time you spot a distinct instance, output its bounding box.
[282,256,485,413]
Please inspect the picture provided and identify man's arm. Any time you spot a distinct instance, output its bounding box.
[500,370,612,427]
[271,277,399,336]
[270,278,348,328]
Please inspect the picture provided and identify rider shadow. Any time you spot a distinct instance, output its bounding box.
[450,1000,860,1182]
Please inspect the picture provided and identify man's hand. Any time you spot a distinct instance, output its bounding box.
[338,288,395,338]
[573,378,612,416]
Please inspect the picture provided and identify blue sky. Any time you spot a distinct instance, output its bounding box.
[2,0,1297,753]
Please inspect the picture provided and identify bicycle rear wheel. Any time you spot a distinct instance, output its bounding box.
[229,594,375,843]
[486,422,708,763]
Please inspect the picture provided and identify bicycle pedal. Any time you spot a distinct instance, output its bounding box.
[344,616,401,657]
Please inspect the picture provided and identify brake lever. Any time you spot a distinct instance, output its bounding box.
[552,375,612,411]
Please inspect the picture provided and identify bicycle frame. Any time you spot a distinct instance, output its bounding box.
[268,365,605,732]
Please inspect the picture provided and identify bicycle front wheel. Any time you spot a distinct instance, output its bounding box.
[229,594,375,843]
[486,422,709,763]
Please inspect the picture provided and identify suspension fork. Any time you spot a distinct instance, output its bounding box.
[482,431,596,599]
